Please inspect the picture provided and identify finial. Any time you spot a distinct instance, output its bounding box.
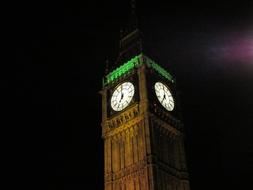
[105,59,109,74]
[130,0,138,30]
[131,0,136,15]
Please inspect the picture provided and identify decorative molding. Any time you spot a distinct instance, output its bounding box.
[150,113,182,138]
[103,104,142,138]
[150,104,184,131]
[105,160,148,181]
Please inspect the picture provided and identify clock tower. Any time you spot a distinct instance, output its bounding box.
[100,2,190,190]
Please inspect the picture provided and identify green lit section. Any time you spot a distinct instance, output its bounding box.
[103,54,174,86]
[146,58,174,82]
[104,55,141,85]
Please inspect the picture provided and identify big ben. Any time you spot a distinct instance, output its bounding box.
[100,2,190,190]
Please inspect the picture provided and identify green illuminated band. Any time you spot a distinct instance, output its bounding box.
[103,54,174,86]
[146,58,173,82]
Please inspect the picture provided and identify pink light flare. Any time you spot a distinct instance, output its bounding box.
[208,30,253,66]
[219,31,253,64]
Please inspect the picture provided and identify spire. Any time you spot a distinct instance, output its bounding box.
[130,0,138,30]
[116,0,143,65]
[131,0,137,19]
[128,0,138,34]
[119,0,138,40]
[131,0,136,15]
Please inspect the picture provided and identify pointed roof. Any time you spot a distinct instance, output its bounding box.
[111,0,143,66]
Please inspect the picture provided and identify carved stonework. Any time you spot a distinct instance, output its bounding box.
[102,103,139,134]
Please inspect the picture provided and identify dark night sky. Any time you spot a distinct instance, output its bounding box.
[12,0,253,189]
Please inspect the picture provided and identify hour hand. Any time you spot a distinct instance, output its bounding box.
[161,93,166,102]
[119,91,124,102]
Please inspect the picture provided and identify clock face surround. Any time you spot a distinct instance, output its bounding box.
[154,82,174,111]
[111,82,135,111]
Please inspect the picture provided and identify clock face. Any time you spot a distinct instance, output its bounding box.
[111,82,135,111]
[154,82,174,111]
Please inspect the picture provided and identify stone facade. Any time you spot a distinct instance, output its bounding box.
[101,59,190,190]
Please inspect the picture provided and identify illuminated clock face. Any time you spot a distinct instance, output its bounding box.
[111,82,135,111]
[154,82,174,111]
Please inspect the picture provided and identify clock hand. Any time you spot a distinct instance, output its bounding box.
[120,92,124,102]
[161,93,166,103]
[119,86,124,103]
[121,85,123,99]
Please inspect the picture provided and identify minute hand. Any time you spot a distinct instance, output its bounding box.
[119,85,123,102]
